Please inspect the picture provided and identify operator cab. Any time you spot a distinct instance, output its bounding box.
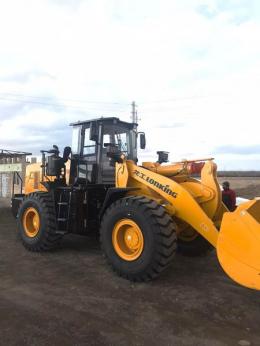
[70,117,143,185]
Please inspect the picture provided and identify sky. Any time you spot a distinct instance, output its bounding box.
[0,0,260,170]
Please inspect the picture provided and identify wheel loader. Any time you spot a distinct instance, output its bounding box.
[12,117,260,290]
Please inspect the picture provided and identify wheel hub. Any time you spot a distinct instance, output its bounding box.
[112,219,144,261]
[23,207,40,238]
[124,228,140,250]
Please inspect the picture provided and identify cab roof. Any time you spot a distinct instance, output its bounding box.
[70,117,137,129]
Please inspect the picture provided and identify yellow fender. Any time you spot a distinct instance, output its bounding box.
[118,160,220,247]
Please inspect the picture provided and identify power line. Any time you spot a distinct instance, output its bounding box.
[139,95,209,105]
[0,92,130,106]
[0,96,129,113]
[0,92,211,111]
[0,92,212,112]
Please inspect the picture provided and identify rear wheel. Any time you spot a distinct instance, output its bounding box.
[100,196,177,281]
[17,192,62,251]
[177,226,213,256]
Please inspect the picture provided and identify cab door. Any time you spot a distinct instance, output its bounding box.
[100,125,131,185]
[79,126,99,183]
[100,129,116,185]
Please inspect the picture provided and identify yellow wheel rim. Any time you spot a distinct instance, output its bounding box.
[23,207,40,238]
[112,219,144,261]
[178,227,198,242]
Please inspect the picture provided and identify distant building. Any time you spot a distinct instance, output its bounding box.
[0,150,31,198]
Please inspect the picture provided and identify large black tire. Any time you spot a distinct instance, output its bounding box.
[100,196,177,282]
[177,230,213,256]
[17,192,62,251]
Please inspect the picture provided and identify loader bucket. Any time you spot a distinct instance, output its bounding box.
[217,199,260,290]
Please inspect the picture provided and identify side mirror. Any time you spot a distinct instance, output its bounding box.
[89,122,99,141]
[139,133,146,149]
[63,146,71,162]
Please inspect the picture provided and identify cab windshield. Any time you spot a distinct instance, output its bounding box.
[102,125,137,160]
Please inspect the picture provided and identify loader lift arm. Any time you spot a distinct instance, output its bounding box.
[115,157,260,290]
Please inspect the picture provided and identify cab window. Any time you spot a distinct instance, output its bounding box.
[71,126,81,154]
[115,132,129,154]
[83,128,96,155]
[102,125,130,157]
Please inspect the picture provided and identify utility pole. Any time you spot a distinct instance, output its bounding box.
[131,101,138,123]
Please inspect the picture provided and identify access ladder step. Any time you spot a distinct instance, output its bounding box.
[57,218,67,222]
[55,230,68,235]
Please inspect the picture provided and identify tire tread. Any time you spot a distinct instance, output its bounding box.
[18,192,62,252]
[100,196,177,282]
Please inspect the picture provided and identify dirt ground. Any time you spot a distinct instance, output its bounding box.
[0,179,260,346]
[218,177,260,199]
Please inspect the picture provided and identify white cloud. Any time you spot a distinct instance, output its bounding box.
[0,0,260,169]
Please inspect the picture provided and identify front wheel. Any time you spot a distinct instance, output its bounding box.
[100,196,177,282]
[17,192,62,251]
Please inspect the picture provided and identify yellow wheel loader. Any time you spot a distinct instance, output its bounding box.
[12,117,260,290]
